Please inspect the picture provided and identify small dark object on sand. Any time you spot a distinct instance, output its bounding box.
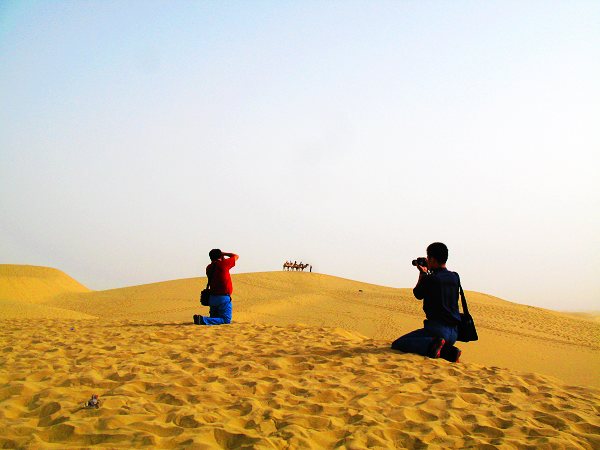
[84,394,100,408]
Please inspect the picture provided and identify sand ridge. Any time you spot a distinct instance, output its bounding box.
[0,265,90,304]
[0,265,95,319]
[0,319,598,449]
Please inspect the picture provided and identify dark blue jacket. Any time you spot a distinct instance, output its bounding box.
[413,268,461,326]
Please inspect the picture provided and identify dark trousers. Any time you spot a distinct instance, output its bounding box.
[391,320,458,356]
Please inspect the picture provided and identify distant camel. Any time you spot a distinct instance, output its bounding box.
[282,261,310,271]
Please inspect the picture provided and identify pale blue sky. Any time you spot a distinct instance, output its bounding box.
[1,1,599,310]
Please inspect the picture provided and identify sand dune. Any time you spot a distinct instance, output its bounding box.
[0,265,90,303]
[0,299,96,320]
[1,265,599,448]
[43,270,600,388]
[0,265,95,319]
[0,320,598,449]
[564,311,600,323]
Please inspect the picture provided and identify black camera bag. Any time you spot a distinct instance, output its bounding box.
[200,289,210,306]
[200,264,214,306]
[455,273,478,342]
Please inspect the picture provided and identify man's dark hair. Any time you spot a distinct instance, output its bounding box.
[209,249,223,261]
[427,242,448,264]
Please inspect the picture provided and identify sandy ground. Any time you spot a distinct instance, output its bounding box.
[1,265,599,448]
[1,320,598,449]
[43,271,600,387]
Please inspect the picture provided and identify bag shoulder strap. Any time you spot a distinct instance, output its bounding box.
[206,262,216,289]
[454,272,471,316]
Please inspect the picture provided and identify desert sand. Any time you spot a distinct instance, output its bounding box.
[1,264,599,448]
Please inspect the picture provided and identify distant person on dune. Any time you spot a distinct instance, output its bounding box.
[391,242,462,362]
[194,249,238,326]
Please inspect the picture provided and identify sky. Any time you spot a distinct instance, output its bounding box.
[1,1,599,311]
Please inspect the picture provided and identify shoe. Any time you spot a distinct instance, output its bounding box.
[440,345,461,363]
[193,314,199,325]
[428,338,445,359]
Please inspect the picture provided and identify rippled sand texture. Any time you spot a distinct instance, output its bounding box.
[1,320,599,449]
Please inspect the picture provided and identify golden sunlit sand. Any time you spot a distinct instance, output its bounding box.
[1,265,599,448]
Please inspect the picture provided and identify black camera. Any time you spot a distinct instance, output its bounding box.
[411,257,427,267]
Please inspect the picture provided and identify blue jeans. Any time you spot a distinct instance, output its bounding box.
[200,295,232,325]
[391,320,458,356]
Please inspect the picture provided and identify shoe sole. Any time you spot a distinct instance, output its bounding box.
[454,349,462,363]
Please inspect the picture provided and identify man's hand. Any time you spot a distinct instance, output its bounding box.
[413,264,428,298]
[223,252,239,261]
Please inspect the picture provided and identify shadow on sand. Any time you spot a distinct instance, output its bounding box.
[119,322,196,328]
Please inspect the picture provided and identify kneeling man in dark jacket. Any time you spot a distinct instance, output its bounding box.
[391,242,462,362]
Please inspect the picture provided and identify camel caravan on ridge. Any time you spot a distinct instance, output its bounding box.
[283,261,312,272]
